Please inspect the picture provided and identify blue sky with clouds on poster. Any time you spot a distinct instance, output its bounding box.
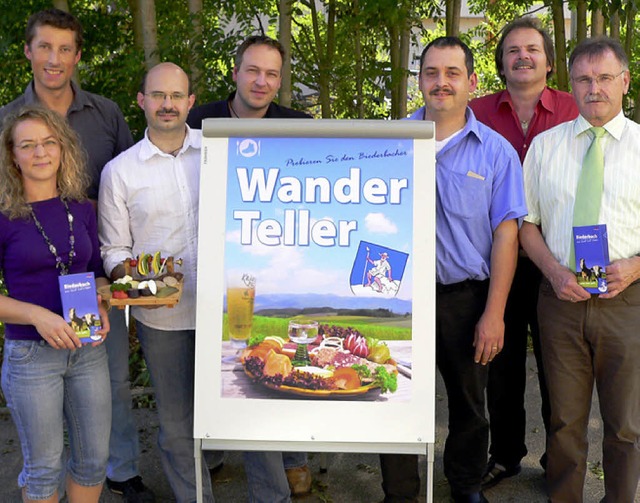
[224,136,414,300]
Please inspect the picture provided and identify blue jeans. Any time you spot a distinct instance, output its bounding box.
[105,308,141,482]
[283,452,307,470]
[1,339,111,500]
[243,451,294,503]
[136,322,214,503]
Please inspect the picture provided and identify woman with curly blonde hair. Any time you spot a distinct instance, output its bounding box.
[0,107,89,219]
[0,105,111,503]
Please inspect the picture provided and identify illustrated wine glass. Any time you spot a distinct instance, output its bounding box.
[288,320,319,367]
[223,273,256,363]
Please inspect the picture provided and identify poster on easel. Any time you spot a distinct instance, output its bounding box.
[194,120,435,453]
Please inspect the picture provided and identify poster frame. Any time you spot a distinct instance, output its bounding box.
[194,119,436,502]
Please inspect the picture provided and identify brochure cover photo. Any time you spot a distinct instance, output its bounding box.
[573,224,609,294]
[221,136,414,402]
[59,272,103,343]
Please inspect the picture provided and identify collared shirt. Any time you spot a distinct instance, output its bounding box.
[409,106,527,284]
[470,87,578,162]
[98,127,201,330]
[0,81,134,200]
[523,111,640,266]
[186,91,311,128]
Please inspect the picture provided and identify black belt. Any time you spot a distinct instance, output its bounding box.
[436,279,489,294]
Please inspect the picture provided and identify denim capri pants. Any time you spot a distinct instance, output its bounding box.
[1,339,111,500]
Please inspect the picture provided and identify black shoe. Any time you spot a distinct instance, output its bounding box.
[481,458,521,490]
[450,490,489,503]
[106,476,156,503]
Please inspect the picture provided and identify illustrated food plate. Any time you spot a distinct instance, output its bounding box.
[243,368,382,399]
[98,274,184,309]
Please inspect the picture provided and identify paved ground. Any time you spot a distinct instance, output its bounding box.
[0,353,626,502]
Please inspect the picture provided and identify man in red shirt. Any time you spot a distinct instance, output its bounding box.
[469,17,578,489]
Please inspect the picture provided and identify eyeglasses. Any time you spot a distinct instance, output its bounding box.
[15,139,60,154]
[571,69,626,87]
[144,92,188,102]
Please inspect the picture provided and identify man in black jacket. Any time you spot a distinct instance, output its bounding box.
[188,35,312,501]
[187,35,310,126]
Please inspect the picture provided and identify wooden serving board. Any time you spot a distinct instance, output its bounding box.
[98,277,183,309]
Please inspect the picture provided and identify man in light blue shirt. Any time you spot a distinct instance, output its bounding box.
[408,106,525,286]
[380,37,526,503]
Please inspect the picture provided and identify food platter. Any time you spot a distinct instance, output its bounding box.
[98,274,183,309]
[243,368,381,399]
[240,326,399,400]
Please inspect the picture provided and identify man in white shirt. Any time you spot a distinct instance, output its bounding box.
[98,62,214,503]
[520,37,640,502]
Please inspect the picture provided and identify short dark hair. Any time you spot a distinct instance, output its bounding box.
[235,35,285,68]
[25,9,83,52]
[569,36,629,74]
[419,37,474,77]
[495,17,554,83]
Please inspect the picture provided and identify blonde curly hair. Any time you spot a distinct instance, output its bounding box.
[0,106,89,219]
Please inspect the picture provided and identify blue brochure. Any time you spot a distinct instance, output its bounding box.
[573,224,609,294]
[58,272,103,343]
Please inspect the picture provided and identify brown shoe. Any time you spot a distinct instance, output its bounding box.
[286,465,312,495]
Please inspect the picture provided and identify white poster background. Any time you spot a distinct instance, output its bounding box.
[194,119,435,455]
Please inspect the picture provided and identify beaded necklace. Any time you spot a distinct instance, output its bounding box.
[28,198,75,276]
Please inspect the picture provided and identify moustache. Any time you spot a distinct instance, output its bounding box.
[430,87,454,96]
[157,108,179,115]
[513,60,534,70]
[584,94,606,103]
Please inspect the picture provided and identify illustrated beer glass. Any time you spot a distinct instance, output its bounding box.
[227,273,256,348]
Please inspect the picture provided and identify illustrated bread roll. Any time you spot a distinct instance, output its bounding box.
[332,367,361,389]
[249,346,275,362]
[263,351,293,378]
